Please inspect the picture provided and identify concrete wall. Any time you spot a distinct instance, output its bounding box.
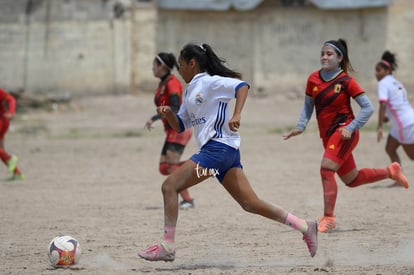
[386,0,414,86]
[0,0,412,96]
[0,0,133,95]
[156,4,388,96]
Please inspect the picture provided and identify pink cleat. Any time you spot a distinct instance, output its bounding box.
[303,220,318,257]
[138,241,175,262]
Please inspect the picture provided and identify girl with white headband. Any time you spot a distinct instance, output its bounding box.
[145,52,195,209]
[284,39,409,233]
[376,50,414,187]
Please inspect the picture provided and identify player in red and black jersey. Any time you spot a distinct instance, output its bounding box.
[284,39,408,233]
[0,87,24,180]
[145,52,194,209]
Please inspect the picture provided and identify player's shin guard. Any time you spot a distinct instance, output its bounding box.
[320,168,337,217]
[347,168,389,188]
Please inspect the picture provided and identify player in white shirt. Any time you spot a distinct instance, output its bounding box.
[376,50,414,186]
[177,72,246,150]
[138,43,318,262]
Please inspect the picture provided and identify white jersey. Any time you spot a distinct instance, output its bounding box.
[177,72,249,149]
[377,74,414,129]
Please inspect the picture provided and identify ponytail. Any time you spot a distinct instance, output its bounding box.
[179,43,242,79]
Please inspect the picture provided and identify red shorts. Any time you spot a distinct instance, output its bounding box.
[322,128,359,176]
[0,116,10,139]
[165,128,192,146]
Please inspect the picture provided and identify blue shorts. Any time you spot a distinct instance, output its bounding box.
[190,140,243,183]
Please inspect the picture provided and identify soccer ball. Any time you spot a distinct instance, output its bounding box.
[47,235,81,267]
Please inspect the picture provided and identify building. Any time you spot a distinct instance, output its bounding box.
[0,0,412,96]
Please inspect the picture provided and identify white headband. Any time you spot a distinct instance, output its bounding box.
[324,42,343,56]
[155,55,172,70]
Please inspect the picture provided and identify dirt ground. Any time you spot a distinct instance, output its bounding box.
[1,91,413,275]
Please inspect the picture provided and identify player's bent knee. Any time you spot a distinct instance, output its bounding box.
[161,179,175,194]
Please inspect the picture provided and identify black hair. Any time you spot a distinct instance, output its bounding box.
[179,43,242,79]
[378,50,397,71]
[324,38,354,74]
[155,52,179,71]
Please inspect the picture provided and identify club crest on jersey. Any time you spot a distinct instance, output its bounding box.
[334,84,342,93]
[312,86,318,93]
[195,93,203,105]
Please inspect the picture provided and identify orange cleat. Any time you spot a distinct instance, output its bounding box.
[318,216,336,233]
[387,162,409,189]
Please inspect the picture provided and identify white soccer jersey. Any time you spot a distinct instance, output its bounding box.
[377,75,414,130]
[177,72,249,149]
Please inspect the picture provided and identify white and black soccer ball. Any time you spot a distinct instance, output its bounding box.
[48,235,81,267]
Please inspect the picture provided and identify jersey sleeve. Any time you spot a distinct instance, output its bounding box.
[305,80,313,97]
[176,91,192,130]
[377,81,389,103]
[210,76,246,99]
[346,78,364,98]
[305,72,317,97]
[165,77,182,97]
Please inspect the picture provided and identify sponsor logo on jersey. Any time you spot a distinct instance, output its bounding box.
[190,113,206,126]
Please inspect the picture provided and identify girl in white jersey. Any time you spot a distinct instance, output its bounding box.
[376,50,414,187]
[138,43,318,262]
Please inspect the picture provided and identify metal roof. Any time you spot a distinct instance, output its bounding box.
[309,0,390,9]
[158,0,390,11]
[158,0,263,11]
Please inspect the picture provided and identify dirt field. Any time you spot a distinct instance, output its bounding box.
[1,91,413,275]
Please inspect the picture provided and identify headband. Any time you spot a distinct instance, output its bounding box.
[155,55,172,71]
[380,60,392,69]
[199,44,206,52]
[324,42,343,56]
